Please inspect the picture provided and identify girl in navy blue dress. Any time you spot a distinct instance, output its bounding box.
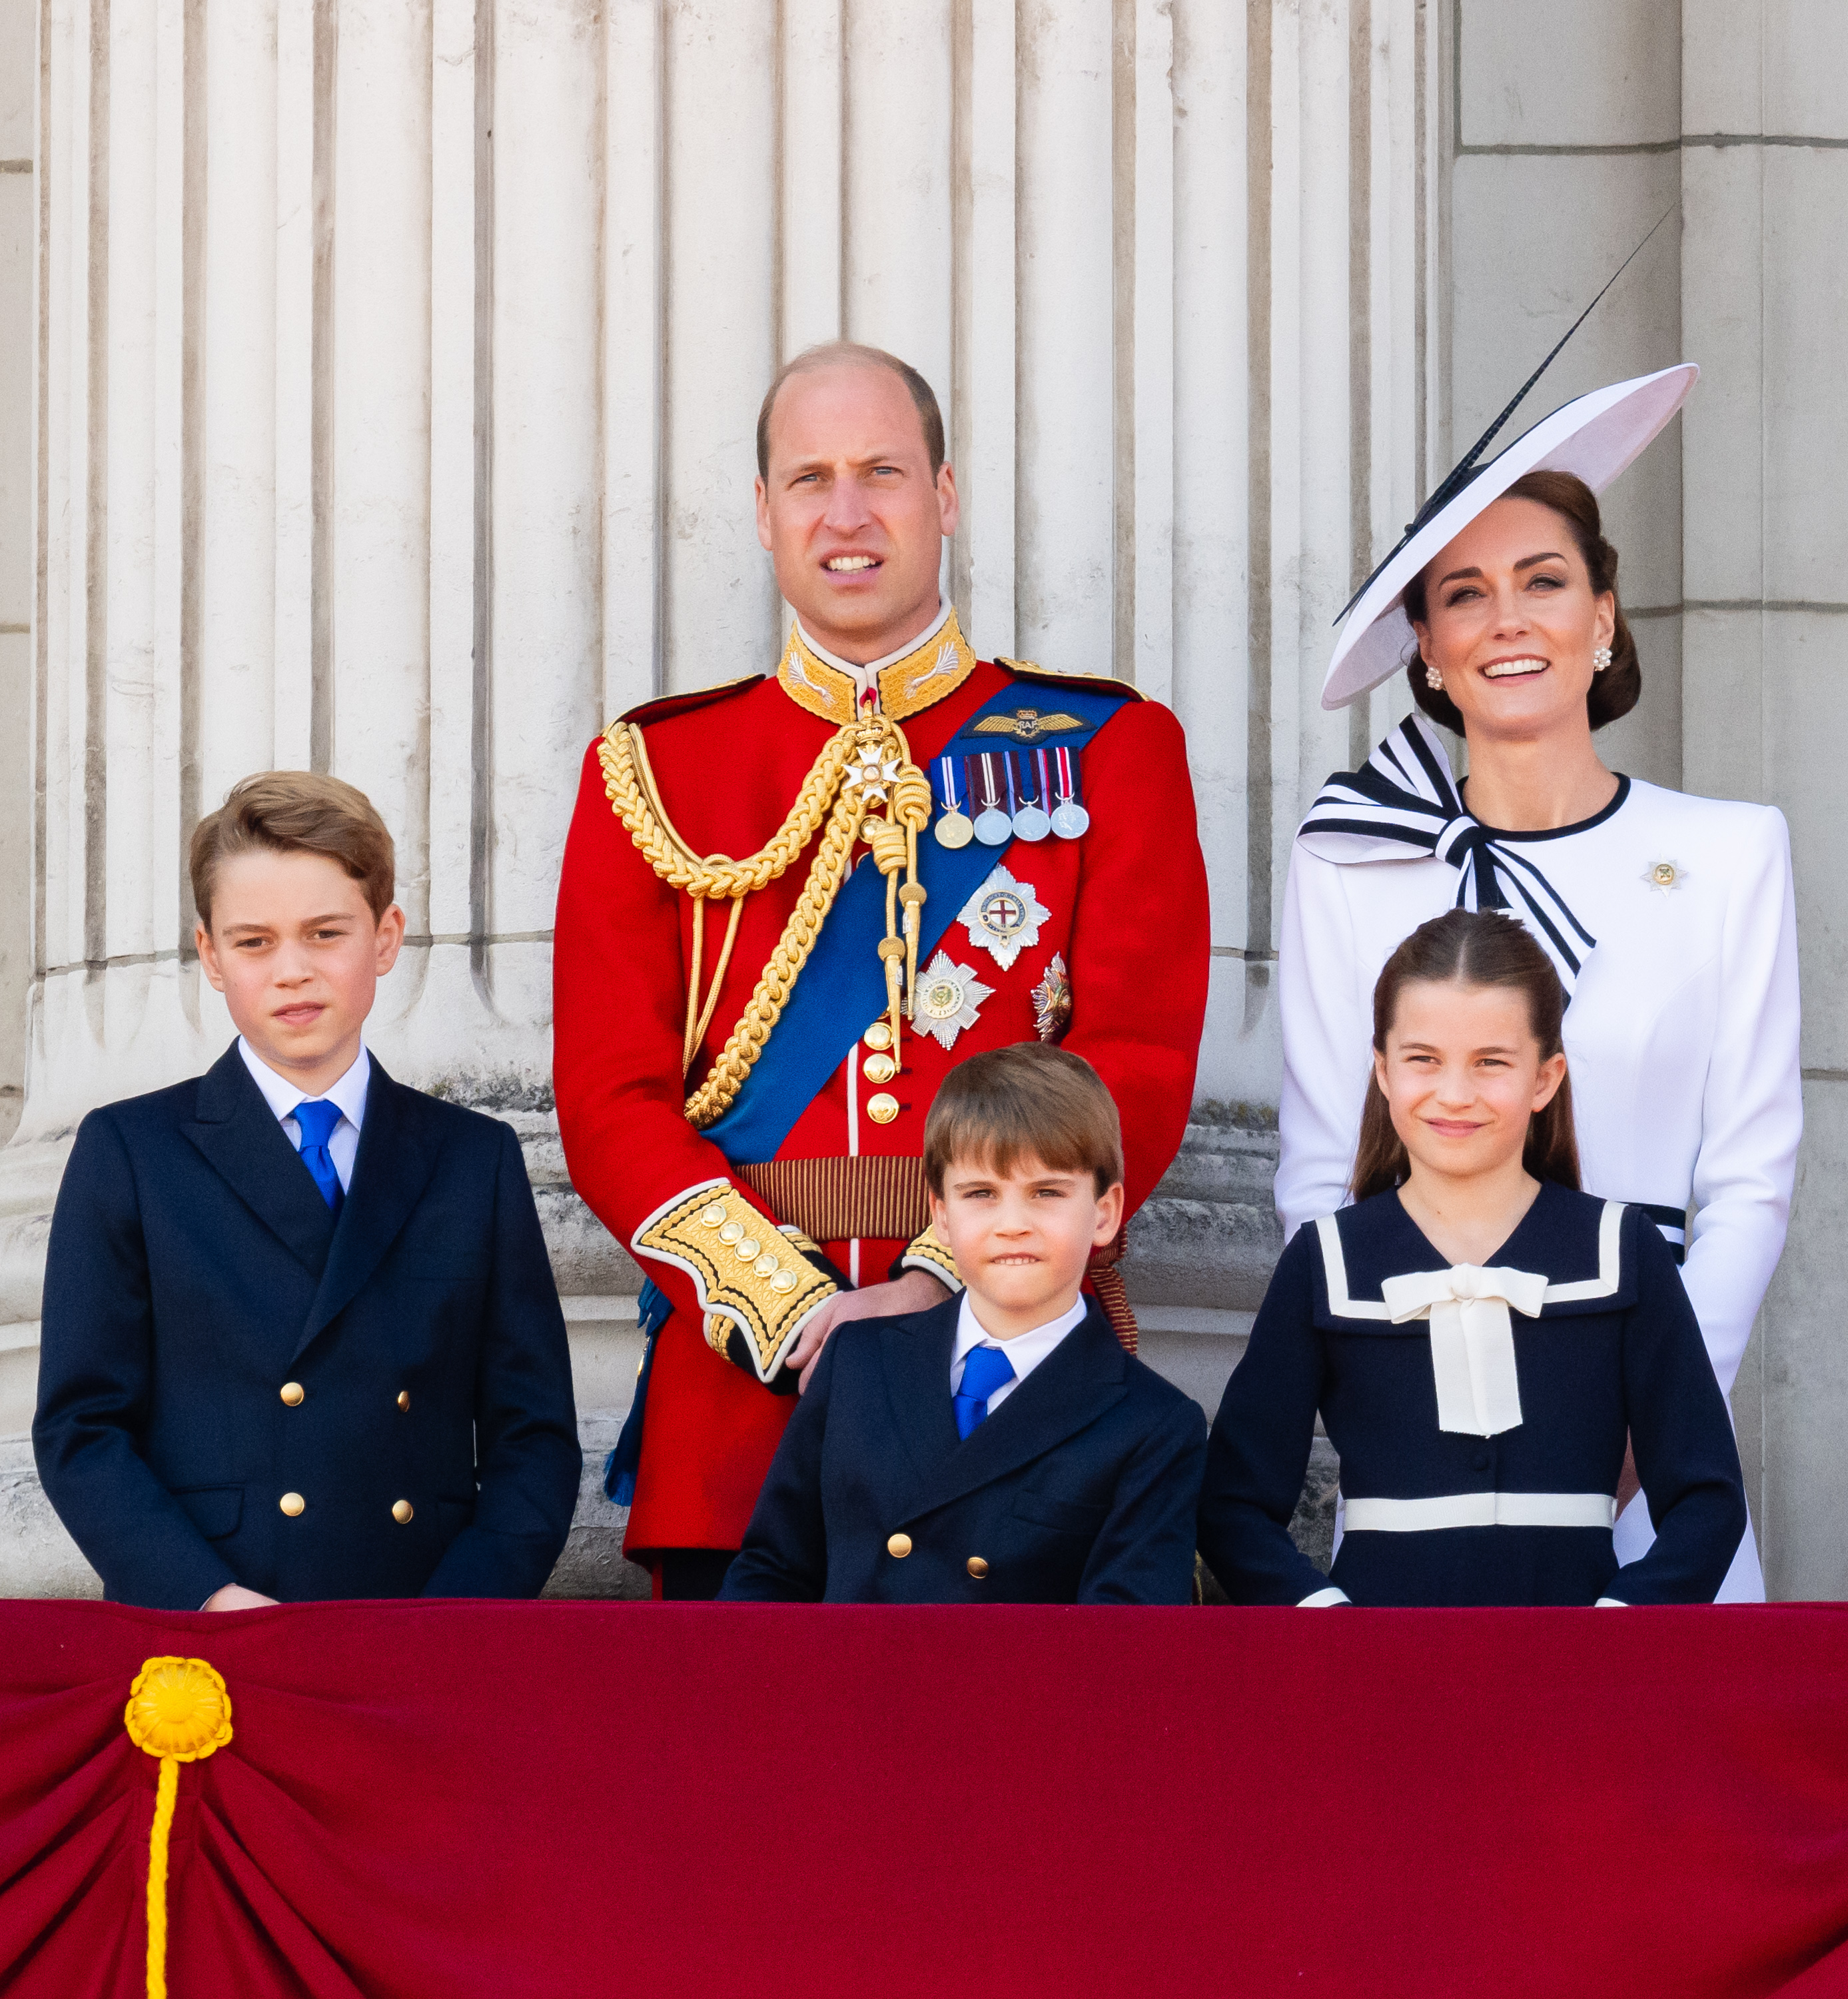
[1198,909,1747,1607]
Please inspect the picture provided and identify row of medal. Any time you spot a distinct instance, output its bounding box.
[933,748,1091,850]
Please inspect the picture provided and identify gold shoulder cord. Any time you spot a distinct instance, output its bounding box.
[600,711,931,1128]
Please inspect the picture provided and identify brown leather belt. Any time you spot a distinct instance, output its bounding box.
[735,1155,932,1244]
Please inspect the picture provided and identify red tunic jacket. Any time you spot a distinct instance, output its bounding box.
[553,616,1209,1556]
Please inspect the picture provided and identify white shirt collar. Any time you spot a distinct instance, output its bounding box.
[795,599,951,704]
[952,1290,1089,1389]
[238,1037,372,1133]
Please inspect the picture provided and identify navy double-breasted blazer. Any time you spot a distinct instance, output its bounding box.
[33,1043,581,1609]
[719,1297,1208,1604]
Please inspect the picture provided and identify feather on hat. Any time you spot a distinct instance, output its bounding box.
[1324,215,1695,711]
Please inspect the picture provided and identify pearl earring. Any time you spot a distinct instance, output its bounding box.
[1424,662,1444,692]
[1593,646,1612,672]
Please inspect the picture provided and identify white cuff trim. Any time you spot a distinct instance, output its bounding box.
[1594,1596,1627,1607]
[1298,1586,1352,1607]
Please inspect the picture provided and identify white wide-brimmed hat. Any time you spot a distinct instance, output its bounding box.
[1322,362,1697,711]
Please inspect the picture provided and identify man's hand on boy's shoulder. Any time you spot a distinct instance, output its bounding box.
[788,1270,952,1393]
[203,1584,280,1613]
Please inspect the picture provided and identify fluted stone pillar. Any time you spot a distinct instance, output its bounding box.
[1448,0,1848,1598]
[0,0,1441,1593]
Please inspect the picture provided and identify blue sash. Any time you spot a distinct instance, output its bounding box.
[703,679,1133,1162]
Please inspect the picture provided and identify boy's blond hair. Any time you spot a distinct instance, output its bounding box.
[923,1043,1125,1196]
[190,772,396,929]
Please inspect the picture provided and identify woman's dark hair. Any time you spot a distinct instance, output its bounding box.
[1350,908,1581,1203]
[1403,469,1639,734]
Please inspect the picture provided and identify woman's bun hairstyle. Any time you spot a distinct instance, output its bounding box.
[1401,469,1640,734]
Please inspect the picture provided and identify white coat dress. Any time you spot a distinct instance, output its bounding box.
[1276,718,1801,1602]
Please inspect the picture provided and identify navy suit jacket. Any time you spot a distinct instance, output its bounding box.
[33,1043,580,1609]
[719,1297,1208,1604]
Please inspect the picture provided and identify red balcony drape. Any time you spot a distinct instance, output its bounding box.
[1,1599,1845,1998]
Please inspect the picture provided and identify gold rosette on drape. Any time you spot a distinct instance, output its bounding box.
[124,1656,235,1999]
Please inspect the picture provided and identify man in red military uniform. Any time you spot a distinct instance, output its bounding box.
[554,342,1209,1597]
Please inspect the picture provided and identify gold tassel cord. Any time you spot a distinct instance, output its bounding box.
[680,892,747,1076]
[687,893,747,1068]
[683,892,705,1072]
[601,710,933,1128]
[888,760,934,1009]
[603,719,857,898]
[123,1657,234,1999]
[147,1758,178,1988]
[682,780,866,1125]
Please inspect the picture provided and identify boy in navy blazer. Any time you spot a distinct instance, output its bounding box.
[719,1045,1206,1603]
[33,773,580,1610]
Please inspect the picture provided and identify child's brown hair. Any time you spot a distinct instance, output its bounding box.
[1351,908,1580,1202]
[190,772,396,930]
[924,1043,1125,1197]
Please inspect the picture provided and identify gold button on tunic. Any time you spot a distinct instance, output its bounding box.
[279,1382,304,1407]
[391,1500,414,1525]
[887,1533,913,1559]
[279,1492,305,1518]
[966,1556,989,1579]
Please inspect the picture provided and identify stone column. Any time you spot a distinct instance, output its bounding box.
[0,0,35,1495]
[0,0,1440,1593]
[1678,0,1848,1601]
[1448,0,1848,1596]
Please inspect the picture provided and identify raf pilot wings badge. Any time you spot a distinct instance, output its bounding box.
[970,706,1088,743]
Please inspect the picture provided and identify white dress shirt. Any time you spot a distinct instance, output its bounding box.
[1276,775,1801,1604]
[796,599,951,706]
[237,1038,371,1193]
[950,1292,1088,1416]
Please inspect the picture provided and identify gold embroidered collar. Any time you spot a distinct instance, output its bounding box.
[777,607,978,725]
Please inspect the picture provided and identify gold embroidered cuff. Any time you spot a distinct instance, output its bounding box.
[633,1181,838,1383]
[899,1223,963,1293]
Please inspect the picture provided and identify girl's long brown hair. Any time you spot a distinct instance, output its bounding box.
[1350,908,1582,1203]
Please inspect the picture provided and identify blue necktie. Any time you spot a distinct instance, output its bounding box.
[954,1345,1015,1440]
[292,1099,345,1217]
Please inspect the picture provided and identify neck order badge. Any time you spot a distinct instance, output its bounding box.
[123,1656,234,1999]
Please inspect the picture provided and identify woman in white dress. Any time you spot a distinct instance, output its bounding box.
[1278,365,1801,1601]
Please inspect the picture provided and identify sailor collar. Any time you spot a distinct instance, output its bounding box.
[1310,1182,1637,1333]
[777,602,978,726]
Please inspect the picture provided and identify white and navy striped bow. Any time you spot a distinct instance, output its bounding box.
[1297,714,1597,993]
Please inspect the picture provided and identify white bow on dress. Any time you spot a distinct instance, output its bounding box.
[1378,1263,1549,1438]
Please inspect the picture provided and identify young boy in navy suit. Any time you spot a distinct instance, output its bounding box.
[719,1045,1207,1603]
[34,773,580,1610]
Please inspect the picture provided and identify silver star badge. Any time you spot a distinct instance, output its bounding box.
[845,742,901,806]
[1642,858,1689,896]
[958,864,1051,971]
[911,951,994,1051]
